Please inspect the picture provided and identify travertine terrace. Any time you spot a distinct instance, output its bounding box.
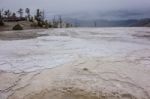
[0,28,150,99]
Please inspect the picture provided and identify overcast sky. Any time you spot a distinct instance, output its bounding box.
[1,0,150,19]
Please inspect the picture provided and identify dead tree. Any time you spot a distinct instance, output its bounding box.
[94,21,97,27]
[52,16,58,28]
[59,15,62,28]
[41,10,45,21]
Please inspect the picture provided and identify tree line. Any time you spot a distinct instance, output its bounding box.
[0,8,72,28]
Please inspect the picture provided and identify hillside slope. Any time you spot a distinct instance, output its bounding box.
[0,21,41,31]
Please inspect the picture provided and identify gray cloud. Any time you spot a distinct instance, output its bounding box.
[1,0,150,19]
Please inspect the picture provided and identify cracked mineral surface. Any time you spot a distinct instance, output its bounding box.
[0,27,150,99]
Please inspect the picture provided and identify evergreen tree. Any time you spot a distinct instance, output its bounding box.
[12,13,16,18]
[18,8,23,18]
[0,9,4,26]
[25,8,30,20]
[4,10,11,18]
[35,9,41,21]
[0,9,3,19]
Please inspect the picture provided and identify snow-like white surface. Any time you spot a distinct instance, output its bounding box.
[0,28,150,73]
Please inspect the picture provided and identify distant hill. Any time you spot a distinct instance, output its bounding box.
[64,18,150,27]
[131,18,150,27]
